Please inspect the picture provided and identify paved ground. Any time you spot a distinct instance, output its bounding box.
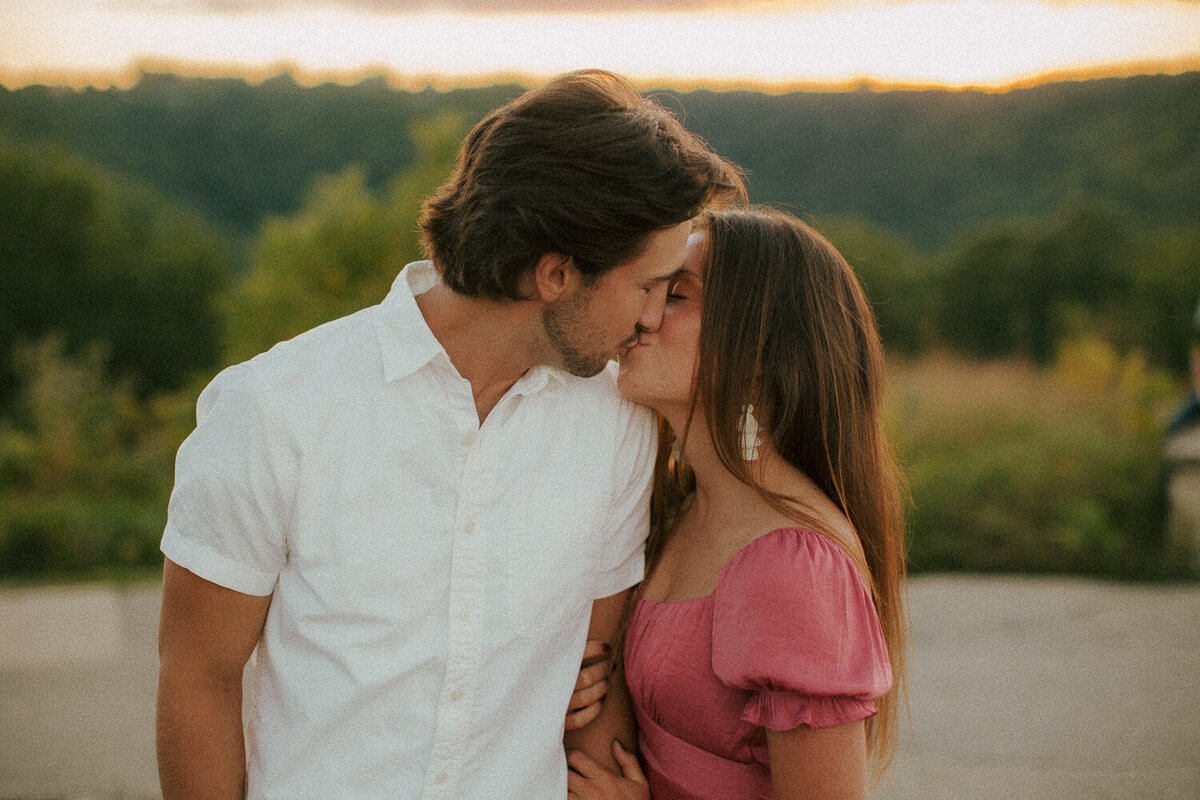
[1,575,1197,799]
[878,576,1199,800]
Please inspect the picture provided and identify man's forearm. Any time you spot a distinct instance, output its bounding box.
[156,668,248,800]
[563,662,637,774]
[564,590,637,774]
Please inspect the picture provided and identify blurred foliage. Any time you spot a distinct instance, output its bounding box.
[931,204,1200,371]
[2,72,1197,249]
[671,72,1200,249]
[812,215,933,355]
[886,342,1186,578]
[1,71,1198,579]
[0,132,232,401]
[0,118,462,579]
[0,337,197,575]
[222,114,463,364]
[0,73,516,234]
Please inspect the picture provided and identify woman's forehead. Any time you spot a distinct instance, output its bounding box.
[682,230,708,275]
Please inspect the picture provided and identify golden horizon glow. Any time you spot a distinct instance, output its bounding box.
[2,0,1199,91]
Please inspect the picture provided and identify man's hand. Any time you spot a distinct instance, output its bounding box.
[566,639,613,730]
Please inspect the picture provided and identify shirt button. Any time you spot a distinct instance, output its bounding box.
[435,771,448,784]
[461,433,475,448]
[450,687,464,702]
[463,519,476,535]
[459,607,471,621]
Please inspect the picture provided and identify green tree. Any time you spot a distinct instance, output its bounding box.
[0,134,232,400]
[935,222,1035,359]
[1023,204,1136,362]
[934,204,1149,365]
[813,215,932,355]
[1119,226,1200,372]
[222,115,464,364]
[0,337,196,575]
[0,73,517,234]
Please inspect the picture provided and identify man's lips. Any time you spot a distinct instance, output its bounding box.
[617,331,642,353]
[618,340,643,360]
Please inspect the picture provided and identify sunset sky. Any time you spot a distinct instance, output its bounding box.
[2,0,1199,90]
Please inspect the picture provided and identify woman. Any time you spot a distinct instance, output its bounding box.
[567,206,907,799]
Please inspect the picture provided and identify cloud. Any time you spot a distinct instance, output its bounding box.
[123,0,1200,17]
[130,0,821,15]
[11,0,1199,88]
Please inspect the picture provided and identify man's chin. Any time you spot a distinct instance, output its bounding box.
[565,359,609,379]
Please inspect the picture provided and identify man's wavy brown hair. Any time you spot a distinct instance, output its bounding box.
[420,70,744,300]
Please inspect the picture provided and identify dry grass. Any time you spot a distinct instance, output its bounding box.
[882,342,1188,578]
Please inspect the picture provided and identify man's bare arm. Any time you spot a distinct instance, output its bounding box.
[156,557,272,800]
[563,589,636,775]
[565,639,614,731]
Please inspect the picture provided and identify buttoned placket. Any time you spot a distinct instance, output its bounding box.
[420,361,563,798]
[422,378,491,799]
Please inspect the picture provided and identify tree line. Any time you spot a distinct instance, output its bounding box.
[1,72,1197,578]
[3,71,1197,249]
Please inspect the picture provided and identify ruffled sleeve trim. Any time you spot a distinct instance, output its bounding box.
[743,688,879,732]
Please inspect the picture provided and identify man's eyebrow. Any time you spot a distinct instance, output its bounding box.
[648,267,688,285]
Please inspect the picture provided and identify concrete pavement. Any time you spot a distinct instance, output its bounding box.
[1,584,161,799]
[1,575,1197,799]
[877,576,1199,800]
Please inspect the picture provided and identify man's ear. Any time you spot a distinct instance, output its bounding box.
[532,253,581,303]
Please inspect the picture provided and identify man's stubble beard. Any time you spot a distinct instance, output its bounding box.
[541,289,613,379]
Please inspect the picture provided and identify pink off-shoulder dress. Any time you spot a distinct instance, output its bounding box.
[623,527,892,800]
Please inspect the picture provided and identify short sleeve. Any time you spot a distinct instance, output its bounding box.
[590,386,657,599]
[160,364,294,596]
[711,528,893,731]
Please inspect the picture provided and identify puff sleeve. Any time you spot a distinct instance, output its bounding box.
[711,528,893,731]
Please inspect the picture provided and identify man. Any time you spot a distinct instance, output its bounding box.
[156,70,743,799]
[1165,298,1200,572]
[1167,298,1200,435]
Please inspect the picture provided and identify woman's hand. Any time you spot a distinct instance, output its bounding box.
[565,639,613,731]
[566,739,649,800]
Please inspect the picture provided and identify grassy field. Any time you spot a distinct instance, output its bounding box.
[887,342,1188,578]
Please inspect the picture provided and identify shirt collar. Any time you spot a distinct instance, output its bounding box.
[510,363,569,396]
[374,261,571,393]
[374,261,450,383]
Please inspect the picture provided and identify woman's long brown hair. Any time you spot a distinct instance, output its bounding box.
[647,206,909,776]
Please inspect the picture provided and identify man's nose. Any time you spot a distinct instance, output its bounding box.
[638,286,668,333]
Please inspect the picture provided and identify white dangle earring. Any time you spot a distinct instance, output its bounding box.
[738,404,762,461]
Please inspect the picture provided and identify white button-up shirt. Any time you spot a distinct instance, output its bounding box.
[162,261,656,799]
